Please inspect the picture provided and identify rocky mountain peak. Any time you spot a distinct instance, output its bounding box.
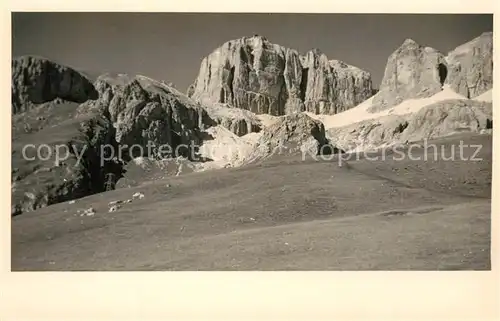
[368,39,447,112]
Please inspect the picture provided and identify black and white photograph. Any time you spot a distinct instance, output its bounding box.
[10,12,493,271]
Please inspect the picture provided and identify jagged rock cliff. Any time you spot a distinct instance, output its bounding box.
[12,56,98,114]
[445,32,493,99]
[188,35,373,116]
[369,39,448,112]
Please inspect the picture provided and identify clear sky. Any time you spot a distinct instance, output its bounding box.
[12,13,493,91]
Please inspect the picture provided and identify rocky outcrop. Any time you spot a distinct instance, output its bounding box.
[203,103,261,136]
[79,74,212,159]
[445,32,493,98]
[189,35,373,116]
[369,39,448,112]
[328,99,492,152]
[12,55,98,114]
[246,113,341,163]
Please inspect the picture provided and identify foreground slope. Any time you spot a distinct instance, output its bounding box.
[12,133,491,270]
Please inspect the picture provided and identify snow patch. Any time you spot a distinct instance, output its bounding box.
[309,85,467,129]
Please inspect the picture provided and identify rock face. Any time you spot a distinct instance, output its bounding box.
[189,35,373,116]
[79,74,212,159]
[369,39,448,112]
[328,99,492,152]
[445,32,493,99]
[12,56,98,114]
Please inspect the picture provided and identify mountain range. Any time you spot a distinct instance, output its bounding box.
[11,31,493,270]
